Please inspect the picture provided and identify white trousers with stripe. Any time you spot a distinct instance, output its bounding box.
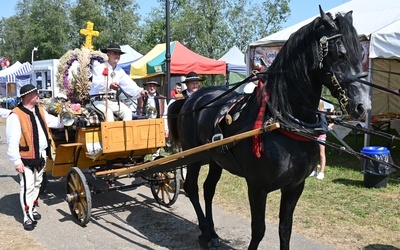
[19,166,43,220]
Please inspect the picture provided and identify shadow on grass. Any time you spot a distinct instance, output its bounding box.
[332,178,363,187]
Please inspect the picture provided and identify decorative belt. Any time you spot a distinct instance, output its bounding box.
[90,93,117,101]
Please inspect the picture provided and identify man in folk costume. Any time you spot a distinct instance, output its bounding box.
[138,80,169,134]
[138,81,166,116]
[179,71,205,98]
[6,84,63,231]
[89,43,147,121]
[138,80,169,158]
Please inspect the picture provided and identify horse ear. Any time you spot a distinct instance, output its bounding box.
[319,5,337,29]
[343,10,354,24]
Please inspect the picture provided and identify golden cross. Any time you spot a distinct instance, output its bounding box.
[80,21,99,51]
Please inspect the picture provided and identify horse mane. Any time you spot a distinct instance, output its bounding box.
[264,17,322,117]
[335,12,363,68]
[263,12,362,119]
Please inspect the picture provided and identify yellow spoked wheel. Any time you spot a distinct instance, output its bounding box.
[65,167,92,226]
[150,169,180,207]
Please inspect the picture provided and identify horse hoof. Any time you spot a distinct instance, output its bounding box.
[210,237,220,248]
[198,236,220,249]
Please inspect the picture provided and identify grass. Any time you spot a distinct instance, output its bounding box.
[197,129,400,249]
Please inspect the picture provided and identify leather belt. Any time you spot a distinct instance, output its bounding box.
[90,93,117,101]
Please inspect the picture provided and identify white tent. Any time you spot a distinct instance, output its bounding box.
[248,0,400,116]
[0,61,33,101]
[219,46,247,87]
[219,46,246,74]
[118,45,143,74]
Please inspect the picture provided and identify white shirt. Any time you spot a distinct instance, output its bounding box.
[89,62,143,99]
[6,107,63,166]
[146,93,168,134]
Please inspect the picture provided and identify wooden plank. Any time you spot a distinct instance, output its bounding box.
[51,143,83,177]
[101,119,165,153]
[106,123,280,177]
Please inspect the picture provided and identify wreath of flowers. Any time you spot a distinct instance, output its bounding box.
[56,48,107,104]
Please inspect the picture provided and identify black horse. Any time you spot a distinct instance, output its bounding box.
[168,7,371,250]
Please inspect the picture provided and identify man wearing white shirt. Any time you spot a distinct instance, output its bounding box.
[6,84,63,231]
[138,80,169,138]
[180,71,205,98]
[90,43,147,121]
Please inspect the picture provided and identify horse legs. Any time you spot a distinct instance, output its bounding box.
[184,161,222,249]
[247,181,268,250]
[203,161,222,247]
[278,182,305,250]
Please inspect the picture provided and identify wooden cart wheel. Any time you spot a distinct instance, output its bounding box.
[65,167,92,226]
[150,168,180,207]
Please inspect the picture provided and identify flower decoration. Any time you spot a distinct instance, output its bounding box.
[40,98,83,116]
[56,48,107,104]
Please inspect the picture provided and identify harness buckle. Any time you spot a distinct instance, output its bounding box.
[212,133,224,142]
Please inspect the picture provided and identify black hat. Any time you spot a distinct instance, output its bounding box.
[143,80,161,86]
[20,84,37,97]
[182,71,205,83]
[101,43,126,54]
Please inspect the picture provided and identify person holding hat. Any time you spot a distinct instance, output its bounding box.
[89,43,147,121]
[180,71,205,98]
[6,84,63,231]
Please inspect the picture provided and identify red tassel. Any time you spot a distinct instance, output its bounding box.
[102,66,108,76]
[252,80,269,158]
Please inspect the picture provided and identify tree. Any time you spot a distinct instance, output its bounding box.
[140,0,290,60]
[70,0,107,50]
[225,0,290,52]
[102,0,141,47]
[0,16,26,63]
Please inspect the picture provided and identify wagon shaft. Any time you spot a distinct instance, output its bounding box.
[102,123,280,178]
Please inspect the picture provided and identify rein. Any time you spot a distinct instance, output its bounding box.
[291,129,400,171]
[167,73,259,119]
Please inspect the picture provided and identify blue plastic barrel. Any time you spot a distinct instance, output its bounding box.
[360,146,393,188]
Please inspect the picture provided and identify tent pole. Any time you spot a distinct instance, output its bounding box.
[165,0,171,97]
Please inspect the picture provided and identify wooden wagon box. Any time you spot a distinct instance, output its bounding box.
[46,118,165,177]
[100,119,165,153]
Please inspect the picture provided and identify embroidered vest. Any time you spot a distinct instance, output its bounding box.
[141,93,165,118]
[12,105,51,166]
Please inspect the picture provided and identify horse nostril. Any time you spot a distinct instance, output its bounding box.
[356,104,365,114]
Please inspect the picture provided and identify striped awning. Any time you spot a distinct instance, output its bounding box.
[0,61,33,83]
[8,62,33,83]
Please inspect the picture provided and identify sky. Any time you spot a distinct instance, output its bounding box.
[1,0,350,30]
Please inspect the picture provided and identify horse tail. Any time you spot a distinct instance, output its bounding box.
[167,99,186,146]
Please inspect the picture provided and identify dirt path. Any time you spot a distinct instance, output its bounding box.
[0,120,338,249]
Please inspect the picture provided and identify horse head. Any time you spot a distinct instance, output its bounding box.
[314,6,371,119]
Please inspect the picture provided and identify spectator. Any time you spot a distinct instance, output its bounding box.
[180,71,205,98]
[138,80,169,158]
[310,100,334,180]
[170,82,182,99]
